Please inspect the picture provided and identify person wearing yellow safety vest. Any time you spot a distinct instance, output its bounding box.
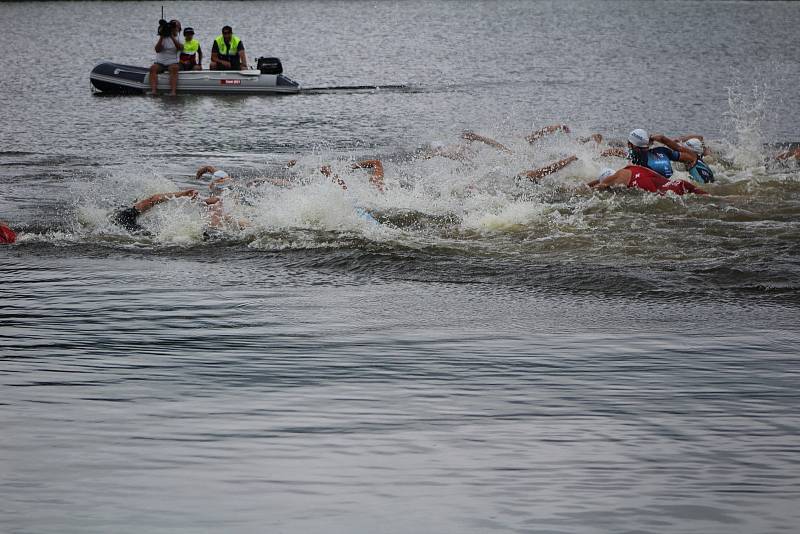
[179,27,203,71]
[209,25,248,70]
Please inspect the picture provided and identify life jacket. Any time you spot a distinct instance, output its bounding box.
[180,39,200,63]
[688,159,715,184]
[214,35,241,57]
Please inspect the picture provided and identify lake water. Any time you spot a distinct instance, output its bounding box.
[1,1,799,532]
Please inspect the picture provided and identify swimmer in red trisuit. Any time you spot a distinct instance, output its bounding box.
[589,165,707,195]
[0,220,16,244]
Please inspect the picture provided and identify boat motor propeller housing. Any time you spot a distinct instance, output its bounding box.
[257,57,283,74]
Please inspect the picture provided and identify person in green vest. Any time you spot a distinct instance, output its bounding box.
[209,25,248,70]
[179,27,203,71]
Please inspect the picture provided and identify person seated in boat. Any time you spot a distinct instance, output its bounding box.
[209,26,248,70]
[149,19,184,96]
[110,189,198,233]
[0,220,16,244]
[179,27,203,71]
[589,165,707,195]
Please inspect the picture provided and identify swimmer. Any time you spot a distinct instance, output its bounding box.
[776,147,800,161]
[680,137,715,183]
[110,189,198,232]
[590,165,707,196]
[601,129,695,179]
[0,220,16,244]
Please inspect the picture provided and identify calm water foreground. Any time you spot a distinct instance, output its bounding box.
[1,1,800,532]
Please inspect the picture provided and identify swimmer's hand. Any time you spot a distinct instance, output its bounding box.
[169,189,198,199]
[195,165,217,179]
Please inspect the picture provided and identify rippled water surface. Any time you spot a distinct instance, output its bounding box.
[2,1,800,532]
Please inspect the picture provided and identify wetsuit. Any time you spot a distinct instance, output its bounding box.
[0,222,16,244]
[630,146,681,179]
[111,206,144,232]
[687,159,715,184]
[625,165,706,195]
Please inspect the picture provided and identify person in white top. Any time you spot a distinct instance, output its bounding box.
[149,19,184,96]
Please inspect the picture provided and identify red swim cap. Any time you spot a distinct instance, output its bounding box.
[0,223,17,244]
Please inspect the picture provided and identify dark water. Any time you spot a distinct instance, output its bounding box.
[2,1,800,532]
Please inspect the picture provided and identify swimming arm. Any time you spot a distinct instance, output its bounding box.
[195,165,218,179]
[133,189,197,212]
[651,134,697,165]
[519,155,578,182]
[461,131,513,153]
[600,147,627,158]
[320,166,348,190]
[525,124,570,144]
[351,160,385,191]
[776,147,800,161]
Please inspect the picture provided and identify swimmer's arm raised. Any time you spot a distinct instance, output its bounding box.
[525,124,570,144]
[519,155,577,182]
[352,159,385,191]
[195,165,217,179]
[651,134,697,166]
[461,131,513,153]
[600,147,627,157]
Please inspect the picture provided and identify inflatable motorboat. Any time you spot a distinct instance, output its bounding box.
[90,57,300,95]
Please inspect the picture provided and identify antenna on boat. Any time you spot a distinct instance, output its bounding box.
[161,6,164,19]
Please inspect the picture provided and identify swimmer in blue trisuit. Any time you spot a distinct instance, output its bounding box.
[607,128,696,179]
[679,137,715,183]
[110,189,199,232]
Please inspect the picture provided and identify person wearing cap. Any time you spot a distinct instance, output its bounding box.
[621,128,700,180]
[179,27,203,71]
[149,19,184,96]
[679,137,715,184]
[194,165,255,228]
[210,26,248,70]
[588,165,707,196]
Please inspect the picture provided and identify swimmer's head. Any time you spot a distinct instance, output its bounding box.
[212,170,229,179]
[597,168,616,182]
[684,138,704,157]
[627,129,650,148]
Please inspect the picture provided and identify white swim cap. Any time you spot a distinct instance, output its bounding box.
[684,138,704,156]
[597,168,616,181]
[628,129,649,147]
[212,170,229,179]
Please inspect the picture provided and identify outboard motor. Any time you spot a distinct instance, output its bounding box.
[257,57,283,74]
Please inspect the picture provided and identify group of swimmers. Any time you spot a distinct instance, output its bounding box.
[1,130,798,244]
[108,158,385,235]
[440,124,716,194]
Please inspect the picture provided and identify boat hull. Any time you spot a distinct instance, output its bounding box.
[90,62,301,95]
